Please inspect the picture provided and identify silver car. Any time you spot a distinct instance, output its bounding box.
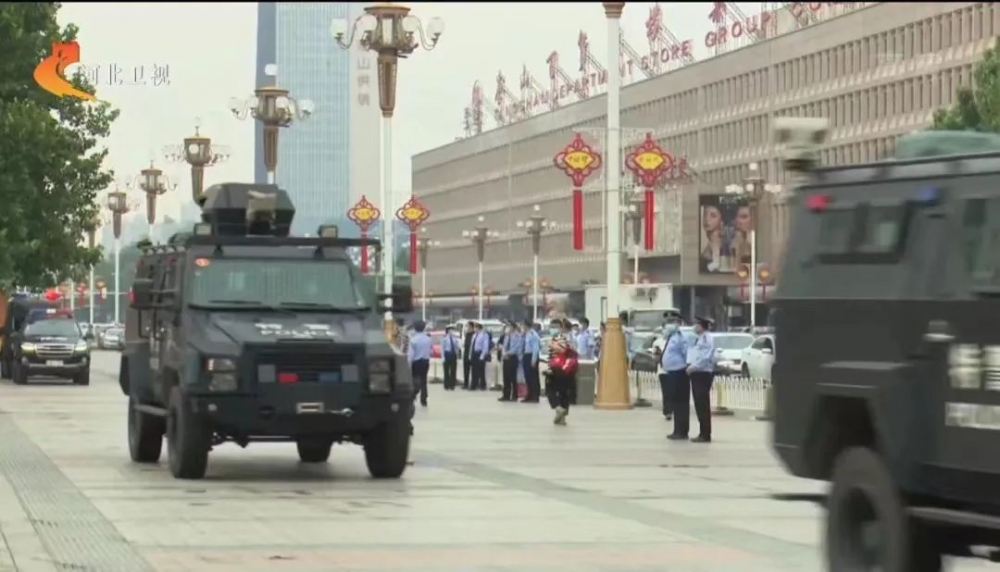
[101,327,124,351]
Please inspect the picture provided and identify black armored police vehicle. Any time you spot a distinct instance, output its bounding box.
[120,183,414,480]
[771,122,1000,570]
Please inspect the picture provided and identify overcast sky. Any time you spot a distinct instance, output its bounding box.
[58,1,763,222]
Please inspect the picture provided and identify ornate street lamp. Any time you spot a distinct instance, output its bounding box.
[105,185,140,324]
[516,204,557,323]
[624,193,645,287]
[135,160,176,226]
[462,215,500,320]
[331,4,444,324]
[84,212,103,327]
[230,64,314,185]
[164,119,230,205]
[724,162,782,330]
[416,228,441,323]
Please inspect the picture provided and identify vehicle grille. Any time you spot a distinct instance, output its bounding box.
[255,349,357,383]
[35,344,74,360]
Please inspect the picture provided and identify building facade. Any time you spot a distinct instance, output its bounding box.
[254,2,379,237]
[412,1,996,323]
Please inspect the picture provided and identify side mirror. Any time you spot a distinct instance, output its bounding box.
[131,278,154,310]
[761,348,773,355]
[381,284,413,314]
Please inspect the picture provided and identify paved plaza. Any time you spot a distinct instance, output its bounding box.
[0,352,991,571]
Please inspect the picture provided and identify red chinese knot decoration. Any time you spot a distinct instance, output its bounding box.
[347,195,381,274]
[625,133,675,251]
[553,133,602,251]
[395,195,430,274]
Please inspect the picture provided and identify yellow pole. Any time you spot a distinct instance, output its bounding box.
[595,317,632,409]
[712,379,734,416]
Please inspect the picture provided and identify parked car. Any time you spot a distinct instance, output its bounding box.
[741,334,775,380]
[711,333,755,375]
[101,327,124,351]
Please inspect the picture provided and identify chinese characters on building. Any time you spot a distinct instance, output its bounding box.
[356,47,371,107]
[76,63,171,88]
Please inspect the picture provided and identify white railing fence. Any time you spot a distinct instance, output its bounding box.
[425,359,770,413]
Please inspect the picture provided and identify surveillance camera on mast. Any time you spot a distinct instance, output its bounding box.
[773,117,829,173]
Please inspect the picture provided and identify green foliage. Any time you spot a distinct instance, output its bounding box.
[0,3,118,290]
[931,37,1000,132]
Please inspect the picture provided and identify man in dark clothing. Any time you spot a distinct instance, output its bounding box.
[441,325,460,390]
[499,322,523,402]
[462,323,475,390]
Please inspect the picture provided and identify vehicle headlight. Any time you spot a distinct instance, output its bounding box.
[206,358,236,372]
[368,359,393,393]
[21,343,36,353]
[74,340,88,352]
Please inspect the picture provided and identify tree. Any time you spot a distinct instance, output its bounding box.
[931,37,1000,132]
[0,3,118,292]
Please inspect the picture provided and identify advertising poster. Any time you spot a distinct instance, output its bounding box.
[698,195,755,274]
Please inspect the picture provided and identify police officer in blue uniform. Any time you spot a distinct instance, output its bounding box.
[500,321,523,401]
[407,320,432,407]
[521,319,542,403]
[685,316,717,443]
[441,325,460,390]
[661,310,689,435]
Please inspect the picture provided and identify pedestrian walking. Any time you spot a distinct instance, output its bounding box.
[407,321,432,408]
[684,316,717,443]
[521,319,541,403]
[546,319,578,425]
[441,325,460,390]
[499,321,523,402]
[471,322,490,390]
[462,323,475,390]
[660,311,689,435]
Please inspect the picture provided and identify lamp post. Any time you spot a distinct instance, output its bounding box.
[135,161,176,233]
[416,228,440,322]
[596,1,631,411]
[85,213,102,328]
[624,193,645,287]
[724,162,782,330]
[230,64,314,185]
[164,119,230,205]
[516,204,555,324]
[105,186,139,324]
[462,216,500,320]
[332,5,444,336]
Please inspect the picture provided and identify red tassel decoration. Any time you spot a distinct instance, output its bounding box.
[643,188,655,250]
[409,232,418,274]
[572,188,584,251]
[360,230,368,274]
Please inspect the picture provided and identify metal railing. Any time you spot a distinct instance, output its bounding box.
[425,358,770,413]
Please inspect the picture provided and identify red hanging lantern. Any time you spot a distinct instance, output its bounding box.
[395,196,430,274]
[346,195,381,274]
[553,133,602,251]
[625,133,674,251]
[43,289,60,302]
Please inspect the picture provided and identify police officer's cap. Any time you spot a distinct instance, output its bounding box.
[694,316,714,328]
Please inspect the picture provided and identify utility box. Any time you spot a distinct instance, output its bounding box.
[574,360,597,406]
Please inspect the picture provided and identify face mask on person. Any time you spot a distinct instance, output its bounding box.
[664,323,678,335]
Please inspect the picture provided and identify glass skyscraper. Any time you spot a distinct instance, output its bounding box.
[255,2,352,237]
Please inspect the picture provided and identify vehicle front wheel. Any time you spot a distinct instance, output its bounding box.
[296,438,333,463]
[12,363,27,385]
[826,447,942,572]
[363,420,410,479]
[166,386,211,480]
[128,396,165,463]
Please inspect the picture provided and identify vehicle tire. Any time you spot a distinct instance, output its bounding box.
[128,395,165,463]
[166,386,211,480]
[296,438,333,463]
[363,419,410,479]
[826,447,942,572]
[73,369,90,386]
[741,364,750,378]
[12,363,27,386]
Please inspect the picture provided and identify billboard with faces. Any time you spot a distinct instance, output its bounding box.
[697,195,755,274]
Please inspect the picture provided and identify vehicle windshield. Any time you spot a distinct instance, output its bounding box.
[189,258,376,310]
[630,310,665,331]
[106,328,124,337]
[25,319,80,337]
[713,334,754,350]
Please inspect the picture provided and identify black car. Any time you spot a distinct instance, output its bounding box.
[122,183,414,480]
[8,317,91,385]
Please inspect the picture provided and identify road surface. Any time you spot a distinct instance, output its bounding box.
[0,351,990,571]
